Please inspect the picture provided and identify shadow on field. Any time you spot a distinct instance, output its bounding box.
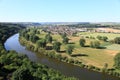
[59,50,66,53]
[97,46,106,49]
[71,53,88,57]
[68,42,75,44]
[84,45,90,47]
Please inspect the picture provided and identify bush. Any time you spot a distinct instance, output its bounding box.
[66,45,74,55]
[114,37,120,44]
[90,40,100,48]
[61,56,68,61]
[79,64,85,68]
[87,65,95,70]
[53,41,61,52]
[114,53,120,69]
[68,58,74,63]
[74,60,79,64]
[79,38,86,47]
[54,54,62,61]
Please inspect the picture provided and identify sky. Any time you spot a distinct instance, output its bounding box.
[0,0,120,22]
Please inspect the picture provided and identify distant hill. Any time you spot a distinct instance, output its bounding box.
[40,22,90,25]
[19,22,41,27]
[91,22,120,25]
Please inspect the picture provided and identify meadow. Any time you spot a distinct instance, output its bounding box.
[35,31,120,68]
[77,32,120,40]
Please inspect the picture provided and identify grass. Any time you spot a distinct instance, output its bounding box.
[55,33,119,68]
[77,32,120,40]
[32,31,120,68]
[106,44,120,50]
[100,42,112,47]
[73,48,119,68]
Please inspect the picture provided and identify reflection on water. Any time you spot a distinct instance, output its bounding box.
[4,33,120,80]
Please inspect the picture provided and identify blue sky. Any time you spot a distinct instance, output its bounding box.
[0,0,120,22]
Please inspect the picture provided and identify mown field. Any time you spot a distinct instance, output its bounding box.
[33,30,120,68]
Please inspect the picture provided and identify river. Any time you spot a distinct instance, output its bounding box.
[4,33,120,80]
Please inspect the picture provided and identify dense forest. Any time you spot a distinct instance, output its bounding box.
[0,23,76,80]
[0,23,24,43]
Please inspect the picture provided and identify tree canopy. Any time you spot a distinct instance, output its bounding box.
[90,40,100,48]
[66,45,74,55]
[114,53,120,69]
[79,38,86,47]
[53,41,61,52]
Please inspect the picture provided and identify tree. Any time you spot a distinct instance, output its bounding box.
[114,53,120,69]
[102,36,108,42]
[63,37,69,44]
[90,40,100,48]
[25,34,29,41]
[37,31,40,34]
[97,35,108,42]
[61,33,67,39]
[29,35,39,43]
[36,39,46,48]
[12,67,33,80]
[53,42,61,52]
[61,33,69,44]
[114,37,120,44]
[66,45,74,55]
[45,33,53,43]
[33,29,37,34]
[33,35,39,43]
[79,38,86,47]
[97,35,102,40]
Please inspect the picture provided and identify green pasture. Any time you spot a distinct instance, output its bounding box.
[77,32,120,40]
[30,31,120,68]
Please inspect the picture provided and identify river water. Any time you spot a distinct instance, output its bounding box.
[4,33,120,80]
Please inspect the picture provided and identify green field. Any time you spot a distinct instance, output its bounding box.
[73,47,119,68]
[27,30,120,68]
[77,32,120,40]
[106,44,120,50]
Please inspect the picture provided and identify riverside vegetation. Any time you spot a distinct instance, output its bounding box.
[0,23,77,80]
[19,26,120,78]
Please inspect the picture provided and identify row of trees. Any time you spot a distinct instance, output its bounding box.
[79,38,100,48]
[97,35,108,41]
[20,29,40,43]
[88,35,120,45]
[21,31,75,55]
